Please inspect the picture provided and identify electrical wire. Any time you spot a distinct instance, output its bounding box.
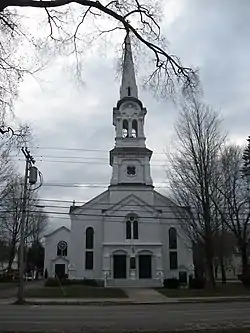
[28,146,166,155]
[11,154,170,163]
[13,158,169,167]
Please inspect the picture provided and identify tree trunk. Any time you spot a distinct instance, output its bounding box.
[205,235,216,288]
[219,256,227,284]
[7,244,15,274]
[203,223,216,288]
[206,259,215,288]
[214,260,218,280]
[240,242,248,276]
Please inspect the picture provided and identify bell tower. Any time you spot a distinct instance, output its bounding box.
[110,33,153,186]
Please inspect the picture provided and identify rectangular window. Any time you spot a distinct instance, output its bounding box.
[130,257,136,269]
[133,221,138,239]
[85,251,93,270]
[169,251,178,270]
[126,221,132,239]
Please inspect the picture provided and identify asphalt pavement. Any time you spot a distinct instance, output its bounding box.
[0,302,250,332]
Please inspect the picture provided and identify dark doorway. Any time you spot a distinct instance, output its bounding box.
[55,264,65,279]
[113,255,127,279]
[139,255,152,279]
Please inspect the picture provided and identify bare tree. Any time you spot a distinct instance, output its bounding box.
[0,175,48,272]
[213,144,250,276]
[25,196,49,245]
[167,100,225,287]
[0,0,198,112]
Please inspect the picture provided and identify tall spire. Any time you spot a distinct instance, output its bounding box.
[120,33,138,99]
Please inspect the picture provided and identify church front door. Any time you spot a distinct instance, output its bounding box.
[55,264,65,279]
[113,255,127,279]
[139,255,152,279]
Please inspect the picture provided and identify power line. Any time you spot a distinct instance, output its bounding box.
[29,146,166,155]
[41,184,170,189]
[13,158,169,167]
[2,210,248,224]
[0,210,187,222]
[11,154,170,163]
[24,197,175,207]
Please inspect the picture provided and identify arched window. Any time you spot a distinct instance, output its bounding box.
[169,227,177,249]
[122,119,128,138]
[126,215,139,240]
[132,120,138,138]
[57,241,67,257]
[126,220,132,239]
[85,227,94,270]
[86,227,94,249]
[133,220,138,239]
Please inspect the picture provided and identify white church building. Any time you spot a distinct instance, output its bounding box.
[44,35,193,287]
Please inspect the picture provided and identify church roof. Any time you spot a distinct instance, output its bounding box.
[69,190,109,214]
[120,33,138,100]
[44,225,70,238]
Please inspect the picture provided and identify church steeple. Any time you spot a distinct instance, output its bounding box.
[120,33,138,100]
[109,33,153,187]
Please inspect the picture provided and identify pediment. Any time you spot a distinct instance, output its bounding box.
[103,194,160,216]
[70,190,109,215]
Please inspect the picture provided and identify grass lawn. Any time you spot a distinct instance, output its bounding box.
[158,282,250,298]
[25,285,128,298]
[0,282,18,290]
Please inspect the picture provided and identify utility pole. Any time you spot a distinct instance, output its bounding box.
[17,148,36,304]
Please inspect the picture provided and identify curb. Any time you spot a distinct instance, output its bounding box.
[22,297,250,306]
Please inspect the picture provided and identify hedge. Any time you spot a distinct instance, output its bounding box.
[188,277,206,289]
[163,278,180,289]
[45,278,104,287]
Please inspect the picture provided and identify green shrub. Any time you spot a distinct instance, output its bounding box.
[238,274,250,287]
[189,277,206,289]
[0,274,14,282]
[163,278,180,289]
[44,278,103,287]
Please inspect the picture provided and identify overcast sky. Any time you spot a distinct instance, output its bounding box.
[13,0,250,230]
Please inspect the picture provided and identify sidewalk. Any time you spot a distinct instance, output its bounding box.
[1,295,250,305]
[1,287,250,305]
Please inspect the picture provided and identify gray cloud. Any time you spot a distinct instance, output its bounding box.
[14,0,250,228]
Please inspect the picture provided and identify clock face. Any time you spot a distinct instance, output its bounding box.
[127,165,136,176]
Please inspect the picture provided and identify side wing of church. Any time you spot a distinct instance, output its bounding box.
[44,34,193,286]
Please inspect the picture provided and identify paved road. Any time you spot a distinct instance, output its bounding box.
[0,302,250,332]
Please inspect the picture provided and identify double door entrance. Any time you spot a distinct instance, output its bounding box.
[113,254,152,279]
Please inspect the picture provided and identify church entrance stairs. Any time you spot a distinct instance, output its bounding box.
[124,288,168,303]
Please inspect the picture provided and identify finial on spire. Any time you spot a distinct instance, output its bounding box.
[120,32,138,99]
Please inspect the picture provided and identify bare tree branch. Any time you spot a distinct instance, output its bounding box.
[1,0,198,102]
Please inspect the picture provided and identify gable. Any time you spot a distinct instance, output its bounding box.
[70,190,109,215]
[153,190,178,210]
[104,194,160,216]
[45,226,70,238]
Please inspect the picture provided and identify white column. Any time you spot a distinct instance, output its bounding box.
[138,118,144,137]
[128,118,132,137]
[117,118,122,138]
